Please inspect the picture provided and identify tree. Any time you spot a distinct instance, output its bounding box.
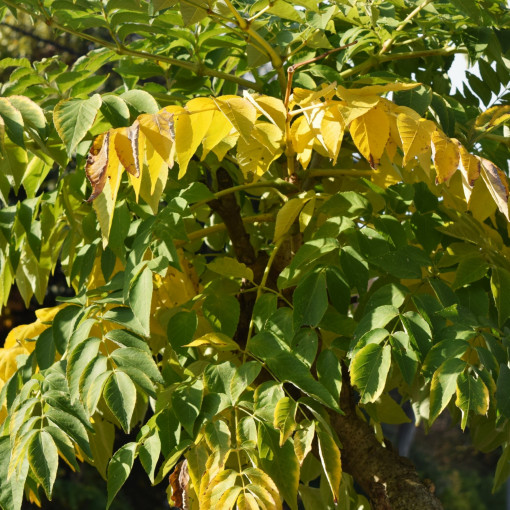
[0,1,509,508]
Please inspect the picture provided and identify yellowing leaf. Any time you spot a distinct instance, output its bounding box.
[274,196,310,242]
[337,82,419,100]
[214,96,257,143]
[290,116,314,155]
[237,492,260,510]
[350,104,390,168]
[138,109,175,166]
[397,113,435,166]
[207,257,254,281]
[479,157,510,221]
[237,122,283,178]
[184,332,239,351]
[320,104,344,164]
[431,129,459,184]
[475,105,510,128]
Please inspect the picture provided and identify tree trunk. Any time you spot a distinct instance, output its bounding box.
[331,374,443,510]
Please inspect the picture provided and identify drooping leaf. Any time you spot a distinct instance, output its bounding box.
[27,430,58,500]
[316,424,342,503]
[429,358,466,424]
[455,372,489,430]
[431,129,459,184]
[350,343,391,404]
[106,442,137,509]
[397,113,435,166]
[273,397,297,446]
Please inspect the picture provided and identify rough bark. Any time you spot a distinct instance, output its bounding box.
[330,370,443,510]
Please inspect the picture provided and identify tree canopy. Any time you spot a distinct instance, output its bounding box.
[0,1,509,509]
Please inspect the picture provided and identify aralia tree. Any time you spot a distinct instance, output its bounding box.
[0,1,509,509]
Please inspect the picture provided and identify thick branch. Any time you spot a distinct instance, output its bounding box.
[208,168,258,266]
[330,372,443,510]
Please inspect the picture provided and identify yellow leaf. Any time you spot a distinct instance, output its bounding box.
[274,196,311,242]
[145,139,168,195]
[337,82,419,100]
[184,332,239,351]
[320,103,344,164]
[397,113,435,166]
[299,195,316,232]
[212,133,239,161]
[93,175,120,245]
[479,157,510,221]
[251,95,287,130]
[292,82,337,106]
[431,129,459,184]
[174,97,216,178]
[350,104,390,168]
[201,109,234,160]
[114,120,145,178]
[456,141,481,203]
[214,96,256,143]
[290,116,313,155]
[237,122,283,179]
[337,96,380,126]
[467,177,497,222]
[243,467,282,508]
[138,109,175,166]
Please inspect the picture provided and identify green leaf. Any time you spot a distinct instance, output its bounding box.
[67,336,101,402]
[294,420,315,466]
[429,358,466,424]
[350,343,391,404]
[254,381,285,422]
[258,424,299,510]
[316,350,342,402]
[128,266,153,336]
[455,372,489,430]
[111,347,163,384]
[325,267,350,315]
[0,97,24,147]
[400,311,432,358]
[100,94,131,128]
[452,255,489,289]
[363,394,412,425]
[496,364,510,418]
[491,267,510,326]
[204,419,231,454]
[316,423,342,503]
[28,430,59,500]
[139,432,161,484]
[273,397,297,446]
[354,305,399,341]
[252,293,278,332]
[0,436,28,510]
[53,94,102,155]
[104,371,137,433]
[166,310,197,356]
[106,442,137,510]
[45,425,80,473]
[52,305,84,355]
[389,332,419,385]
[293,270,328,328]
[493,443,510,493]
[180,0,209,25]
[171,379,203,436]
[7,95,46,136]
[230,361,261,404]
[120,89,159,114]
[202,294,240,337]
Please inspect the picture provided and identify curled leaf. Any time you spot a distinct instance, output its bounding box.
[85,131,110,202]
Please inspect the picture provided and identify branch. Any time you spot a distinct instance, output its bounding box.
[339,47,468,79]
[379,0,435,55]
[1,0,261,92]
[331,369,443,510]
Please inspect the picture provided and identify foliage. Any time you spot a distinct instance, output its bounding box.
[0,1,509,509]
